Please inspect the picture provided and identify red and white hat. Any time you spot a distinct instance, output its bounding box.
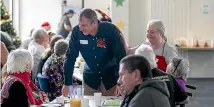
[41,22,50,27]
[95,9,112,22]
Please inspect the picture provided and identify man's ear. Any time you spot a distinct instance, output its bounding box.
[134,69,141,79]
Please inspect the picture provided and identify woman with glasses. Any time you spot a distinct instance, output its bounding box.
[166,57,190,91]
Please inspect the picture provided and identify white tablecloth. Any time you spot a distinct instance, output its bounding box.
[49,96,121,107]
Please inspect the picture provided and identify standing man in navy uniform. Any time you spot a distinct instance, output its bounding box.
[61,8,126,96]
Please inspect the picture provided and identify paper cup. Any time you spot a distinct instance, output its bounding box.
[94,92,102,107]
[81,98,89,107]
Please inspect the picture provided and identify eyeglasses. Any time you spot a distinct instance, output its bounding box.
[171,59,182,74]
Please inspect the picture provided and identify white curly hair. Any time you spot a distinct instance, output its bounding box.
[135,43,157,68]
[166,57,189,81]
[7,49,34,73]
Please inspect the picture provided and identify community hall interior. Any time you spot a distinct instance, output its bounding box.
[1,0,214,107]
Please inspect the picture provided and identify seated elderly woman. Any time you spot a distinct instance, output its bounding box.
[1,49,48,107]
[166,57,190,92]
[135,44,188,107]
[42,39,69,100]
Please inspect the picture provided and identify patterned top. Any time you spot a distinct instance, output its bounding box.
[1,76,25,103]
[1,76,47,106]
[42,54,64,99]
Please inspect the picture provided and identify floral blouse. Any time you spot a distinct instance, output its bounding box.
[42,54,64,100]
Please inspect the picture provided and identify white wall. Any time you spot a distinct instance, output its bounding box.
[64,0,82,28]
[19,0,62,39]
[129,0,150,47]
[84,0,110,17]
[189,0,214,41]
[145,0,214,45]
[111,0,129,44]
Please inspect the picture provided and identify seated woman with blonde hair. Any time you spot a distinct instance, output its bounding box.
[1,49,48,107]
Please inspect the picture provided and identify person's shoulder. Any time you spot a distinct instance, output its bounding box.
[165,43,177,52]
[11,81,26,89]
[99,22,117,30]
[1,41,5,46]
[152,68,168,77]
[72,25,81,33]
[45,54,55,64]
[1,41,7,50]
[62,15,69,19]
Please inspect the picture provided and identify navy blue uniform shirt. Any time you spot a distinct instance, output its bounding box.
[63,22,126,90]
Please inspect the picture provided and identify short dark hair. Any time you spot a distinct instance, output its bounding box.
[79,8,98,22]
[120,55,152,79]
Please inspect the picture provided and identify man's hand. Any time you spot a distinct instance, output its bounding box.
[61,85,70,96]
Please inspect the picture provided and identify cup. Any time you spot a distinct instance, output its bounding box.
[56,96,64,104]
[94,92,102,107]
[70,85,83,99]
[70,99,81,107]
[81,98,89,107]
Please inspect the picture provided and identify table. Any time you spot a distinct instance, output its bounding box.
[177,48,214,78]
[48,96,121,107]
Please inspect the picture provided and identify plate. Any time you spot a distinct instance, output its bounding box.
[41,103,62,107]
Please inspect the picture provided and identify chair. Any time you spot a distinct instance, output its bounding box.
[37,73,49,93]
[177,84,196,107]
[127,45,140,55]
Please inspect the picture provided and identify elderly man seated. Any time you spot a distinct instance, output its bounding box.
[118,55,170,107]
[28,28,49,82]
[135,44,188,107]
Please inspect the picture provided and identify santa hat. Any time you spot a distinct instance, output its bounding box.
[41,22,50,27]
[95,9,112,22]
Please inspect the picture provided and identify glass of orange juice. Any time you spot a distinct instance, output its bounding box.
[70,85,83,107]
[70,99,81,107]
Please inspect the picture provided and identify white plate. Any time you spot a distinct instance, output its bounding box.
[41,103,61,107]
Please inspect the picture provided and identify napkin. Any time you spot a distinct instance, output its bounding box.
[102,100,121,106]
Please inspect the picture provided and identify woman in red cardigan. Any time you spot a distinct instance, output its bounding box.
[1,49,48,107]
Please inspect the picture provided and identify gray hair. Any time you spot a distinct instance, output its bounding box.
[166,57,189,81]
[79,8,98,22]
[54,40,69,56]
[148,19,167,41]
[135,44,157,68]
[7,49,33,73]
[32,28,46,41]
[21,37,33,49]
